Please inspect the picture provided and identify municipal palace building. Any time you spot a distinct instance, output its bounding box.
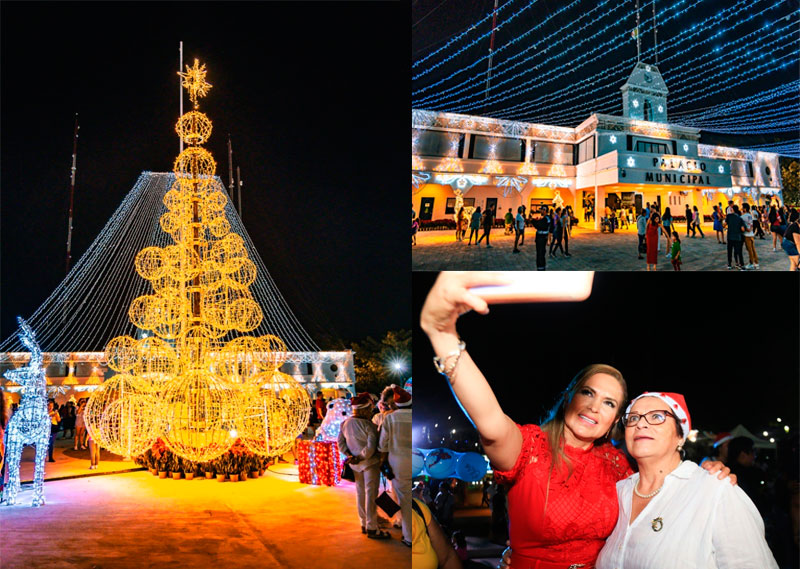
[412,61,784,229]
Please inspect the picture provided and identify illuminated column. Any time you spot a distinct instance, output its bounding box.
[594,184,605,231]
[690,188,703,217]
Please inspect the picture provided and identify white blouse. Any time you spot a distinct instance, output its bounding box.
[596,461,778,569]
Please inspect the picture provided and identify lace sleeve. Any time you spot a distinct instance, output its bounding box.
[492,423,544,486]
[601,444,634,481]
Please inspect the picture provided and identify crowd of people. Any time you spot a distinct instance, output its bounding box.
[708,201,800,271]
[336,385,412,547]
[415,198,800,271]
[634,199,800,271]
[450,204,577,270]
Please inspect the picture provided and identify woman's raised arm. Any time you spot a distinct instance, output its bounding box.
[420,272,523,472]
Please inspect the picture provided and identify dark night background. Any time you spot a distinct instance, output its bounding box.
[412,272,800,448]
[412,0,798,150]
[1,2,408,347]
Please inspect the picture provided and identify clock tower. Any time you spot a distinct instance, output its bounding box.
[620,62,668,123]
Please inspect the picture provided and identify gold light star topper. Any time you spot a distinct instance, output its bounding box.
[179,58,212,109]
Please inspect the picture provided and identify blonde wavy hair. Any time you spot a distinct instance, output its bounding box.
[541,364,627,477]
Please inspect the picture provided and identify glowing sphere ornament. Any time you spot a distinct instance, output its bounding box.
[238,371,310,457]
[175,110,213,145]
[85,373,158,456]
[161,371,238,462]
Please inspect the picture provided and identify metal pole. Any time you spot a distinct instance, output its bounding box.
[179,41,184,155]
[652,0,659,65]
[236,166,242,217]
[484,0,499,100]
[228,134,235,201]
[65,113,79,274]
[635,0,641,63]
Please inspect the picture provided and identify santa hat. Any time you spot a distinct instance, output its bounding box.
[713,432,734,448]
[625,392,691,441]
[393,386,412,407]
[350,392,373,410]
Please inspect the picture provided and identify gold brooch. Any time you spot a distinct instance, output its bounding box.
[651,517,663,532]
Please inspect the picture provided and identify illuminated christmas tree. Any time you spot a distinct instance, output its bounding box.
[85,59,309,463]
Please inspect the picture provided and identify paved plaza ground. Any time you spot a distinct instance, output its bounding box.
[1,438,409,569]
[412,222,792,271]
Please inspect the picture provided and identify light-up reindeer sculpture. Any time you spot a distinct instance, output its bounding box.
[3,317,50,506]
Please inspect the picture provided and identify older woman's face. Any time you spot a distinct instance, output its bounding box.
[563,373,623,445]
[625,397,683,461]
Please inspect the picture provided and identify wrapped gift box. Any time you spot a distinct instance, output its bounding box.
[297,440,342,486]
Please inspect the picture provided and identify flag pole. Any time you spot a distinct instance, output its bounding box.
[228,134,235,202]
[484,0,499,100]
[179,41,184,155]
[65,113,79,274]
[635,0,641,63]
[652,0,659,65]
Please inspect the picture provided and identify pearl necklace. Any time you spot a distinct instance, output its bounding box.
[634,478,663,499]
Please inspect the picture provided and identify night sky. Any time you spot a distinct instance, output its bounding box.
[1,2,408,345]
[413,272,800,444]
[412,0,798,149]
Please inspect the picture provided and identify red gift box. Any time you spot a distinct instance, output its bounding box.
[297,440,342,486]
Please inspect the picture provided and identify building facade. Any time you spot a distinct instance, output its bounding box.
[1,351,356,408]
[412,62,783,229]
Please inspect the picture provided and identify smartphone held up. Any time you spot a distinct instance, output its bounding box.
[468,271,594,304]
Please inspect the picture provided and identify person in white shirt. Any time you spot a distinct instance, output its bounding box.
[596,392,778,569]
[338,392,387,539]
[373,384,401,529]
[741,203,759,270]
[378,386,413,546]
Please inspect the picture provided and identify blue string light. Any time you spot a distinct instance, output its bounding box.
[671,81,799,120]
[412,0,530,73]
[525,25,798,126]
[670,49,799,106]
[413,0,605,97]
[480,0,783,119]
[737,141,800,158]
[434,0,756,115]
[496,23,797,126]
[414,0,792,125]
[412,0,544,81]
[414,0,662,106]
[526,14,797,123]
[681,106,799,128]
[488,0,788,121]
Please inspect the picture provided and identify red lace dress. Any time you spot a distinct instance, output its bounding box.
[494,424,633,569]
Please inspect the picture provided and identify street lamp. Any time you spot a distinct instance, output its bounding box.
[387,357,408,376]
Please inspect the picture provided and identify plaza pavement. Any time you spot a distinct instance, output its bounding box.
[412,222,790,271]
[2,437,408,569]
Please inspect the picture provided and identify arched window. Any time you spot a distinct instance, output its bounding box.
[644,100,652,122]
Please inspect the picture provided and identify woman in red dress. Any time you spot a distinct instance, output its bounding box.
[645,213,661,271]
[420,273,729,569]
